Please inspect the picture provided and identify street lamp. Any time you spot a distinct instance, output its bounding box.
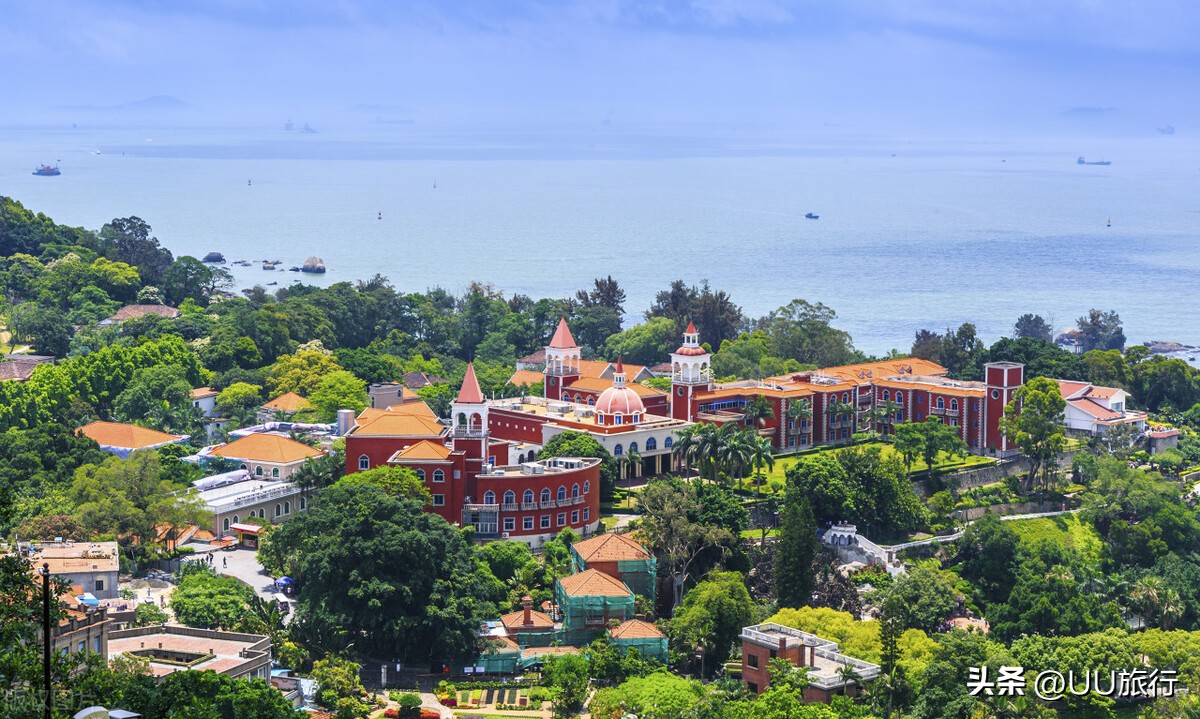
[40,561,51,719]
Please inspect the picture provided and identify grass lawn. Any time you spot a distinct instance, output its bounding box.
[599,515,621,530]
[1007,513,1103,561]
[756,442,995,493]
[740,527,779,539]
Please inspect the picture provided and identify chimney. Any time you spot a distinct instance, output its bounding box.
[336,409,357,436]
[779,637,787,655]
[522,595,533,626]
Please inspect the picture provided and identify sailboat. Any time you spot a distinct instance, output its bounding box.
[1106,217,1112,228]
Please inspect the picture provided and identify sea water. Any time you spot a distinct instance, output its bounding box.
[1,123,1197,356]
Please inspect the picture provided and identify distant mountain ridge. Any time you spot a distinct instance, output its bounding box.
[51,95,192,113]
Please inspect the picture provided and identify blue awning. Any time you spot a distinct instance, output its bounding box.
[275,576,295,586]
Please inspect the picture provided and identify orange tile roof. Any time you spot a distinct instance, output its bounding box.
[578,360,613,379]
[566,377,665,398]
[384,402,438,418]
[508,369,545,387]
[262,392,313,413]
[871,378,985,398]
[500,609,556,630]
[808,357,948,383]
[191,387,218,400]
[351,412,446,438]
[1056,381,1091,399]
[210,433,323,464]
[571,533,652,563]
[392,440,452,461]
[609,619,664,640]
[78,421,184,450]
[558,569,633,598]
[106,304,180,322]
[1067,398,1122,421]
[1085,386,1120,399]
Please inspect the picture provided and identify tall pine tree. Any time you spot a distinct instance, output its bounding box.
[774,483,818,608]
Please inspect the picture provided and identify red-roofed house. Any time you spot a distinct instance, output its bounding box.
[1056,380,1147,436]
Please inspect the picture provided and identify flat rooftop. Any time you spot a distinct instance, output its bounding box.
[489,395,689,432]
[27,541,120,574]
[108,625,269,679]
[195,478,301,513]
[742,622,880,689]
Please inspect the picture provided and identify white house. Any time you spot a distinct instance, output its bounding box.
[1056,380,1147,436]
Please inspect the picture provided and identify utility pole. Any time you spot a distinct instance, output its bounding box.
[40,561,51,719]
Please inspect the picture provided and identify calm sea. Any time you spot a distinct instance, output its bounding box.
[2,123,1198,357]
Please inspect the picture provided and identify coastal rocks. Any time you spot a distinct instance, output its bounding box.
[301,256,326,273]
[1146,340,1194,353]
[201,252,226,263]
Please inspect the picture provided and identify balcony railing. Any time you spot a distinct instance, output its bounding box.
[929,406,957,416]
[540,499,560,509]
[501,503,519,512]
[521,502,538,511]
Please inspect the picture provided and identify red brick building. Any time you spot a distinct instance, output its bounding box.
[740,622,880,702]
[665,322,1024,456]
[344,364,602,546]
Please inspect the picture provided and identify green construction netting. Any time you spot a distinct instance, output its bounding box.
[613,636,668,664]
[616,557,657,600]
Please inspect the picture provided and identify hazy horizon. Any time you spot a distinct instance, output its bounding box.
[5,1,1198,136]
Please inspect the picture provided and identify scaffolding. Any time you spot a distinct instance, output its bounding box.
[615,557,657,601]
[554,583,635,647]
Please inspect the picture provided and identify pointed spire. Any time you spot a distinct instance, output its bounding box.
[685,321,697,335]
[457,362,485,404]
[613,356,626,388]
[548,317,578,349]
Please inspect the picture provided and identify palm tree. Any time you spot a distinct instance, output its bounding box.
[695,423,724,483]
[617,448,642,482]
[747,435,776,496]
[826,399,856,441]
[786,399,812,445]
[719,428,753,489]
[1132,576,1164,628]
[837,664,863,697]
[742,395,774,429]
[672,425,700,477]
[1160,588,1183,630]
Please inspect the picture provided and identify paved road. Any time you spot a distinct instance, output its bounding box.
[212,547,281,602]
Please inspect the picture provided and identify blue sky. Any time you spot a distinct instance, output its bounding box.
[6,1,1197,131]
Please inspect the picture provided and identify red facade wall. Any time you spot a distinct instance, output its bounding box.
[489,409,547,445]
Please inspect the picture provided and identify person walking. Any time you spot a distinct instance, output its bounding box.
[222,556,227,569]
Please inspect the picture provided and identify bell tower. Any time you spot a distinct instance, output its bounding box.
[543,317,581,402]
[669,321,711,421]
[452,362,489,463]
[983,361,1024,457]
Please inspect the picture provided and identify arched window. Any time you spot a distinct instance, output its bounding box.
[588,397,595,406]
[557,486,567,501]
[895,391,904,403]
[255,466,263,476]
[483,491,496,505]
[583,480,591,495]
[503,490,516,506]
[950,399,959,411]
[416,469,426,482]
[284,501,291,514]
[524,489,535,504]
[358,455,370,471]
[882,390,890,401]
[232,515,239,524]
[433,469,445,483]
[571,483,580,498]
[613,444,623,456]
[541,488,551,503]
[223,518,230,531]
[629,442,638,455]
[300,497,306,510]
[275,504,281,517]
[842,392,850,402]
[936,397,945,409]
[665,437,674,448]
[646,437,657,451]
